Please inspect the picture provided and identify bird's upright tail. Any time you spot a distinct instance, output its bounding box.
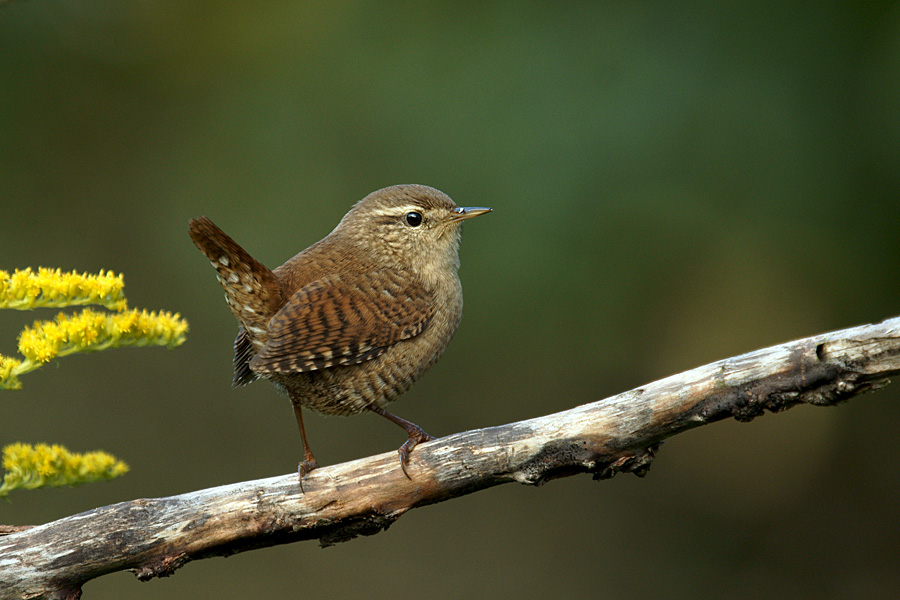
[188,217,283,341]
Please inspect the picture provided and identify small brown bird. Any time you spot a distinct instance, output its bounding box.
[188,184,490,484]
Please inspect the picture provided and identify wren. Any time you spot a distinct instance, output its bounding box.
[188,184,491,484]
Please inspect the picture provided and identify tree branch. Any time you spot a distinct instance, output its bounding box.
[3,315,899,599]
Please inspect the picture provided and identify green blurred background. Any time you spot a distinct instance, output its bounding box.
[2,2,899,598]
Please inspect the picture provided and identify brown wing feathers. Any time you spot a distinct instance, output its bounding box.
[250,275,435,374]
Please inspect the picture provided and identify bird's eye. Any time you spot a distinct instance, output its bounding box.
[405,212,423,227]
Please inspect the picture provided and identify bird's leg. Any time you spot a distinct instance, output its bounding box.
[368,405,434,479]
[293,402,319,490]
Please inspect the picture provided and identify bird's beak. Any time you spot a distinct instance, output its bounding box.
[450,206,493,222]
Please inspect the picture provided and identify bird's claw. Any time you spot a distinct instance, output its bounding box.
[297,458,319,493]
[398,429,434,479]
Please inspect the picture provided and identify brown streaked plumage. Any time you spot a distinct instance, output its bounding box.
[188,184,491,485]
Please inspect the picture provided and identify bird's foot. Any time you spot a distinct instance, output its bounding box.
[297,457,319,493]
[367,404,434,479]
[398,426,435,480]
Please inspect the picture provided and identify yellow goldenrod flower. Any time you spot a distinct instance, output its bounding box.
[0,442,129,497]
[1,308,188,389]
[0,268,127,311]
[0,267,189,389]
[0,355,23,390]
[17,308,187,363]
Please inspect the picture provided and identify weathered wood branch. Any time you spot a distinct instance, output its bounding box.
[2,316,899,599]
